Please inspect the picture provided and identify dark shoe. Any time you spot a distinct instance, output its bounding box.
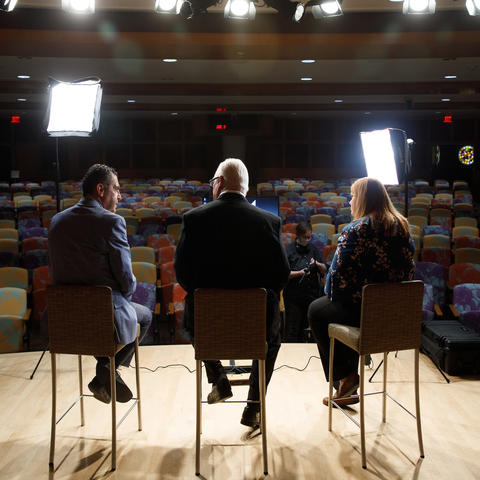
[323,390,359,407]
[88,377,111,404]
[90,371,133,404]
[207,378,233,404]
[240,405,260,428]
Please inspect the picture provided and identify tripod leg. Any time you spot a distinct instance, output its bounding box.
[30,348,48,380]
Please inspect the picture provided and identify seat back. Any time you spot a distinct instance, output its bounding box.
[358,281,424,355]
[194,288,267,361]
[47,285,116,356]
[0,267,28,290]
[0,287,27,317]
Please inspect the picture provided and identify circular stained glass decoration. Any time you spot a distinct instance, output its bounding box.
[458,145,474,165]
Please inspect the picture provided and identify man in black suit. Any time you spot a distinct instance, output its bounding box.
[174,158,290,428]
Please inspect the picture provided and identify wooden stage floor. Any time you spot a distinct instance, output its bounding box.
[0,344,479,480]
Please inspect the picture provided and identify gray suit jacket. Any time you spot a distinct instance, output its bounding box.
[48,197,138,344]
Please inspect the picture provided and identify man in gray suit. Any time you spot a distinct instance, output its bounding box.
[48,164,151,404]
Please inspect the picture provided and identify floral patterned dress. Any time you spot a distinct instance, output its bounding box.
[325,216,415,309]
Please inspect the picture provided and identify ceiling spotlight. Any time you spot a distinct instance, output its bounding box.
[312,0,343,18]
[301,59,316,64]
[301,77,312,81]
[444,75,457,79]
[17,75,31,79]
[155,0,184,14]
[62,0,95,14]
[265,0,305,22]
[466,0,480,16]
[224,0,256,20]
[0,0,17,12]
[402,0,435,15]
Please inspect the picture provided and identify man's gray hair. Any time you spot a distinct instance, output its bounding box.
[214,158,249,195]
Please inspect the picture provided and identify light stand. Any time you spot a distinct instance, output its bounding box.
[30,77,103,380]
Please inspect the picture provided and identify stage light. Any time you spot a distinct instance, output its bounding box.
[224,0,256,20]
[466,0,480,16]
[155,0,184,14]
[45,77,102,137]
[0,0,17,12]
[402,0,435,15]
[265,0,305,22]
[312,0,343,18]
[62,0,95,14]
[360,129,399,185]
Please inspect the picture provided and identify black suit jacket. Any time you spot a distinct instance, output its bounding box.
[174,192,290,336]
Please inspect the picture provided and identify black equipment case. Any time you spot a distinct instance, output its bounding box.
[421,320,480,376]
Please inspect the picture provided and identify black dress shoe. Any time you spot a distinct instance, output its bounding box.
[88,377,111,404]
[240,405,260,428]
[207,378,233,404]
[89,371,133,404]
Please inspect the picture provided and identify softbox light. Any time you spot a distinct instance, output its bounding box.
[1,0,18,12]
[45,77,102,137]
[359,128,411,185]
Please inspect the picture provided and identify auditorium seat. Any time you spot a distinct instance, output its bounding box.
[0,287,30,353]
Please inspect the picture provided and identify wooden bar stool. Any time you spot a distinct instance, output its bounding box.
[327,280,425,469]
[194,288,268,477]
[47,285,142,471]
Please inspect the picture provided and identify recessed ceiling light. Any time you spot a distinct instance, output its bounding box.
[127,99,136,103]
[171,112,178,115]
[301,59,315,64]
[444,75,457,79]
[334,99,343,103]
[163,58,178,63]
[301,77,312,81]
[17,98,27,102]
[441,98,451,102]
[17,75,30,79]
[364,111,371,115]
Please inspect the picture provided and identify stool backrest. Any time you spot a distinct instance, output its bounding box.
[194,288,267,361]
[359,280,424,355]
[47,285,116,357]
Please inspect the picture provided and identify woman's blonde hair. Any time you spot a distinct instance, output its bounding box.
[350,177,409,236]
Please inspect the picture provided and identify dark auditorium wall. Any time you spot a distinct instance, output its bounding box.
[1,113,479,186]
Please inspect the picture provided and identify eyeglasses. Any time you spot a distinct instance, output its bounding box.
[208,176,221,188]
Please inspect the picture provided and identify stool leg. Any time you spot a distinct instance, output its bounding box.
[360,355,366,469]
[414,348,425,458]
[49,353,56,468]
[78,355,85,426]
[382,351,387,423]
[195,359,201,476]
[259,359,268,475]
[110,357,116,471]
[134,337,142,431]
[328,337,335,431]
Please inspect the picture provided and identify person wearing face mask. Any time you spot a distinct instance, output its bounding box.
[284,222,327,343]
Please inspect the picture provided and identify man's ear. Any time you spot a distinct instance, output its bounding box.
[96,183,105,197]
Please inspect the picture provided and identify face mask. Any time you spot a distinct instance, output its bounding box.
[297,237,310,247]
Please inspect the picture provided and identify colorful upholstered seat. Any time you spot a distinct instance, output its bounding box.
[454,235,480,250]
[312,223,335,236]
[282,223,298,234]
[414,261,447,307]
[454,217,477,228]
[166,223,182,243]
[322,245,337,265]
[130,246,155,265]
[455,248,480,265]
[281,232,295,247]
[32,265,52,323]
[452,226,479,240]
[423,234,450,249]
[452,283,480,334]
[311,232,329,251]
[408,216,428,229]
[0,267,28,290]
[156,245,176,265]
[423,225,450,237]
[23,249,49,271]
[22,237,48,254]
[0,228,19,241]
[127,234,147,247]
[0,287,28,353]
[159,261,176,286]
[147,234,176,250]
[449,263,480,289]
[421,247,451,268]
[422,283,435,322]
[19,227,48,241]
